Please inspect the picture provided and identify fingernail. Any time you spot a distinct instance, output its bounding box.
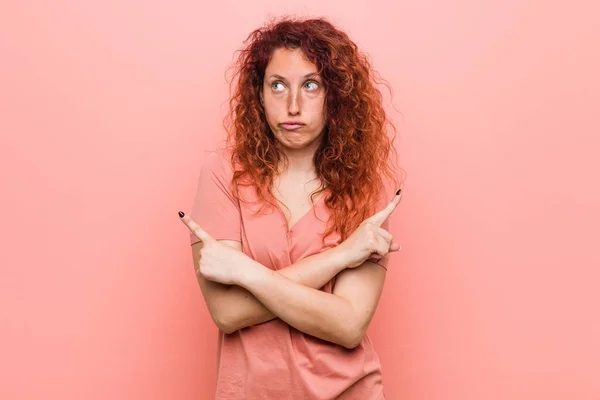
[178,211,185,218]
[396,189,402,196]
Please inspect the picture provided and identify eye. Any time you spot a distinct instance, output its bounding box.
[271,81,285,91]
[305,81,319,90]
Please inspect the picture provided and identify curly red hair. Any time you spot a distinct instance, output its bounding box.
[222,15,405,245]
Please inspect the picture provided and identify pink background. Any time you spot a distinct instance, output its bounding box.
[1,1,599,399]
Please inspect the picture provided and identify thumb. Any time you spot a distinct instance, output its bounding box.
[389,242,402,252]
[178,211,214,243]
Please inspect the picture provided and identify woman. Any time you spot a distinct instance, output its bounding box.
[179,16,404,400]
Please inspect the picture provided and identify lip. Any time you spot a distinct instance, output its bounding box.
[280,122,305,130]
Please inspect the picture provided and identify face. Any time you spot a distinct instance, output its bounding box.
[261,47,327,151]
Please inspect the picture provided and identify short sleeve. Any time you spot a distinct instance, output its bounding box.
[189,150,241,245]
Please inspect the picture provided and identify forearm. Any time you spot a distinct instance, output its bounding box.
[218,246,349,333]
[237,260,358,349]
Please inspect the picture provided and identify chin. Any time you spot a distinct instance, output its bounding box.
[273,135,305,148]
[272,128,324,149]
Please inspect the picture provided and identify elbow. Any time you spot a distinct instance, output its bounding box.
[209,308,237,334]
[207,292,238,334]
[221,325,237,335]
[216,320,234,335]
[214,313,237,335]
[342,334,363,350]
[341,324,366,350]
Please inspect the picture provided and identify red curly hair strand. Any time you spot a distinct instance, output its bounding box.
[222,15,405,245]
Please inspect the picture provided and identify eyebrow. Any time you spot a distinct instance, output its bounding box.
[268,72,320,80]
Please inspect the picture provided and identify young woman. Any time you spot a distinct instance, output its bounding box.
[179,16,404,400]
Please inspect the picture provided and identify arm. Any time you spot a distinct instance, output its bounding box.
[236,256,387,349]
[186,164,399,339]
[192,239,349,334]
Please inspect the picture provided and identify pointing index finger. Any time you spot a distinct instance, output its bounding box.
[369,189,402,226]
[178,212,213,243]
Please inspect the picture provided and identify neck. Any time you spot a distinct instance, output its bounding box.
[276,138,322,177]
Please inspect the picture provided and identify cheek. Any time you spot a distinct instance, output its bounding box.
[264,98,283,114]
[311,102,327,123]
[262,101,278,122]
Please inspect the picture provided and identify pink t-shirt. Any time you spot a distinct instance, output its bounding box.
[189,147,390,400]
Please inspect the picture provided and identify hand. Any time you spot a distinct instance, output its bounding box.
[335,190,403,269]
[179,212,249,285]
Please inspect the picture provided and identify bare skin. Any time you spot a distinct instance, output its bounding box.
[260,47,329,227]
[179,47,403,347]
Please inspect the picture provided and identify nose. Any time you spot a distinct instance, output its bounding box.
[287,89,301,116]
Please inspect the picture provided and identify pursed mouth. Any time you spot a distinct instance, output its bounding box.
[280,123,305,130]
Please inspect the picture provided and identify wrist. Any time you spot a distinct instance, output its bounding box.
[236,258,268,289]
[329,243,354,270]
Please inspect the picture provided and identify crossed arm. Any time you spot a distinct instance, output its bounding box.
[192,240,386,349]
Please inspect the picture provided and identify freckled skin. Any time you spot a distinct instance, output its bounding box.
[261,48,327,154]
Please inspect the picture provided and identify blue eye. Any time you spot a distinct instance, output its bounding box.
[271,80,319,91]
[305,81,319,90]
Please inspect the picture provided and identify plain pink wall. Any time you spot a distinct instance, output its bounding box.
[1,0,599,399]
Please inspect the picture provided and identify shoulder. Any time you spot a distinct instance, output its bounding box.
[200,147,235,179]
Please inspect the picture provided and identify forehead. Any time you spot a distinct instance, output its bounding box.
[265,48,318,77]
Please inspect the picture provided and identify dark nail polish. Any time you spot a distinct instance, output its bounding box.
[178,211,185,218]
[396,189,402,196]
